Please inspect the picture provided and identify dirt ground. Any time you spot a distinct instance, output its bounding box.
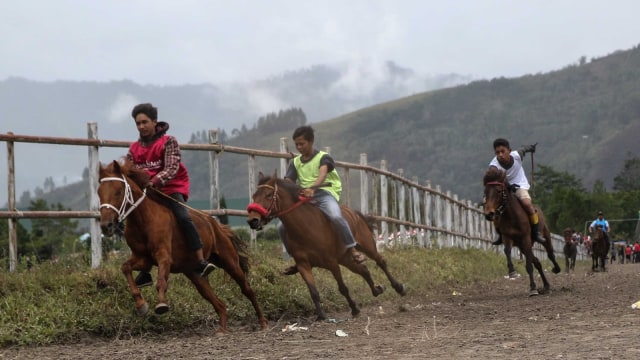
[3,261,640,360]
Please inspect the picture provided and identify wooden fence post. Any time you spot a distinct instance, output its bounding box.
[380,160,388,246]
[208,129,219,211]
[87,123,102,269]
[6,134,17,272]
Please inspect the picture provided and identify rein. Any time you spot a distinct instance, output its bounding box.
[247,183,312,222]
[99,175,147,223]
[485,181,508,216]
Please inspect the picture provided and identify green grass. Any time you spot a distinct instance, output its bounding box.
[0,240,561,347]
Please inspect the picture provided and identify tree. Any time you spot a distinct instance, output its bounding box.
[613,155,640,192]
[27,199,79,261]
[0,218,30,260]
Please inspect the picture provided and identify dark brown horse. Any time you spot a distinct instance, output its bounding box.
[483,167,558,296]
[246,171,406,320]
[98,160,268,333]
[562,228,577,273]
[591,226,609,272]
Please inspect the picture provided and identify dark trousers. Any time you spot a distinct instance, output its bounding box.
[164,193,202,251]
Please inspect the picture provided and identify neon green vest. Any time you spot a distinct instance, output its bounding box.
[293,150,342,201]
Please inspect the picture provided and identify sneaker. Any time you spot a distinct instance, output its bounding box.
[135,271,153,288]
[351,248,366,263]
[196,260,216,277]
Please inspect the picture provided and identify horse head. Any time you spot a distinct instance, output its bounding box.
[482,167,508,222]
[246,170,305,230]
[97,159,148,236]
[247,170,280,230]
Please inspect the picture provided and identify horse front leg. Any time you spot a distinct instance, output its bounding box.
[328,264,360,317]
[296,263,327,321]
[121,257,150,316]
[523,253,538,296]
[504,245,517,278]
[531,255,550,293]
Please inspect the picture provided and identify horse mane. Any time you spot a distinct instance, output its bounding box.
[483,167,506,185]
[118,159,151,189]
[258,174,302,200]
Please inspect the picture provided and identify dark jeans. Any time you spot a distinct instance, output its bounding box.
[164,193,202,251]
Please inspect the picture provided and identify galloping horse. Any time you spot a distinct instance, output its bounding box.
[590,226,609,272]
[246,171,406,320]
[562,228,577,273]
[98,160,268,333]
[483,167,556,296]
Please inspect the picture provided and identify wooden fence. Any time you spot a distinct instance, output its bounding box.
[1,124,573,272]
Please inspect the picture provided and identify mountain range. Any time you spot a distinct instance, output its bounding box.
[5,45,640,212]
[0,61,471,206]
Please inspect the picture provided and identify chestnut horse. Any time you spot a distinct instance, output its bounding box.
[98,160,268,333]
[483,167,558,296]
[246,171,406,320]
[591,226,609,272]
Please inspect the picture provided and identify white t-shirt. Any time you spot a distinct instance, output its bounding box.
[489,150,530,190]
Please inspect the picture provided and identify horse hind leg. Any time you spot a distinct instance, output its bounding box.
[360,248,406,296]
[342,255,385,297]
[186,273,230,334]
[216,252,268,330]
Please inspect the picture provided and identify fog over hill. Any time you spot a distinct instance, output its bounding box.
[0,61,471,206]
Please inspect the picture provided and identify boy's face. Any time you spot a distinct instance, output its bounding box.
[494,145,511,165]
[135,113,157,138]
[294,135,314,158]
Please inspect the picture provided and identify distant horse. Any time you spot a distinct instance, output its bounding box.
[483,167,556,296]
[246,171,406,320]
[591,226,609,272]
[98,160,268,333]
[562,228,577,273]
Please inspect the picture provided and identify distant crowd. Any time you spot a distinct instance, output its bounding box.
[567,230,640,264]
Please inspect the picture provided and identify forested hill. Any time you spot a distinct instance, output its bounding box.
[186,45,640,204]
[19,45,640,211]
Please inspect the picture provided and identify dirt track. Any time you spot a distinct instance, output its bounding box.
[3,262,640,360]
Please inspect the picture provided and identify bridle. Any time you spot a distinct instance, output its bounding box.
[247,182,311,223]
[485,181,508,217]
[99,175,147,223]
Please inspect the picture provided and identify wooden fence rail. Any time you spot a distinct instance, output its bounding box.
[1,124,573,272]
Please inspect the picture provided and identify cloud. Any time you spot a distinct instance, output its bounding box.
[106,93,139,124]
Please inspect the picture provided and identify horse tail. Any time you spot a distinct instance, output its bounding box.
[226,226,251,274]
[356,210,377,232]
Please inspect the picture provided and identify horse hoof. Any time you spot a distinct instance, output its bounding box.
[528,290,539,297]
[373,284,385,297]
[136,302,149,316]
[351,307,361,317]
[552,267,561,274]
[154,303,170,315]
[396,284,407,296]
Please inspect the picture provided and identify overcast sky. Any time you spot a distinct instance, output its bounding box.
[2,0,639,85]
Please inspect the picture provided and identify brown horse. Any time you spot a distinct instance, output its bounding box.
[98,160,268,333]
[591,226,609,272]
[483,167,557,296]
[246,171,406,320]
[562,228,577,273]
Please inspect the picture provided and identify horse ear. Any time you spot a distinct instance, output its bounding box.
[258,171,265,181]
[273,168,278,179]
[112,160,122,174]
